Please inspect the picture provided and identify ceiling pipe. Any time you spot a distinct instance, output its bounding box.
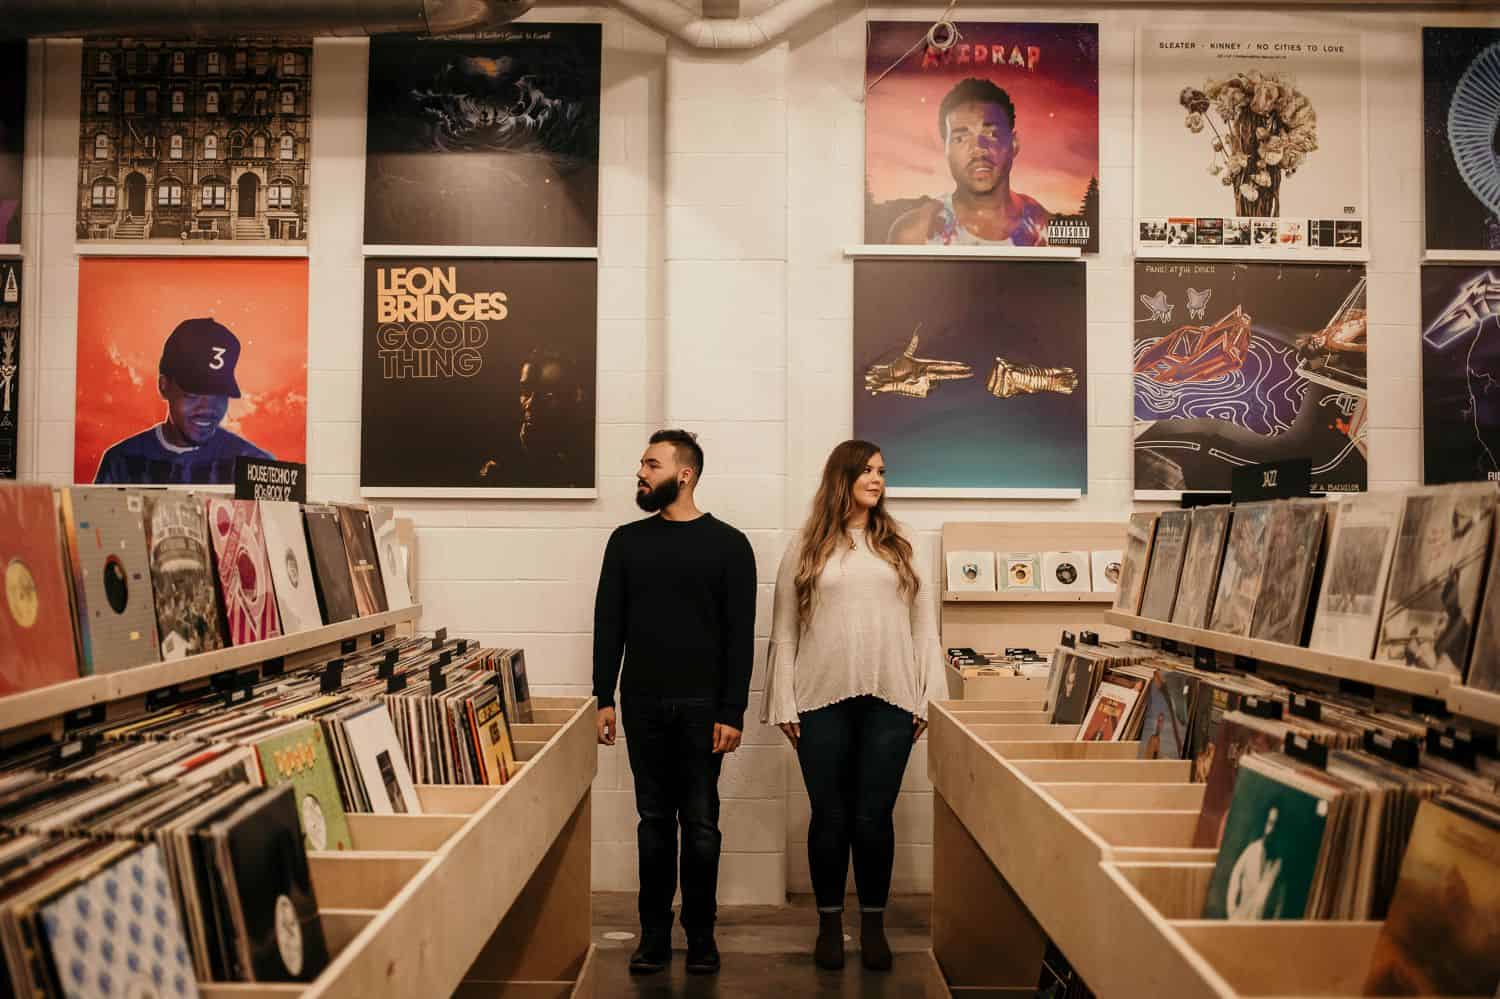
[607,0,832,48]
[0,0,534,39]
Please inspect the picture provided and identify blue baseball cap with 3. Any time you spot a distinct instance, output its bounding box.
[158,317,242,398]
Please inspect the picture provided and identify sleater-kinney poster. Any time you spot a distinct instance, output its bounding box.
[360,258,597,496]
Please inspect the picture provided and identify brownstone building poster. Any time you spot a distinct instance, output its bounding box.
[76,39,311,243]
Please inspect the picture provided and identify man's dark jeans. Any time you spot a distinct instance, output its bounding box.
[795,695,915,912]
[622,696,725,935]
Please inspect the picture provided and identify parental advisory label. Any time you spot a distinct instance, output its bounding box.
[1046,220,1092,247]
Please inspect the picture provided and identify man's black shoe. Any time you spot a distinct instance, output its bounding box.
[628,931,671,975]
[685,933,720,975]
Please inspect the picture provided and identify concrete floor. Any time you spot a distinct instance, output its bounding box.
[591,892,934,997]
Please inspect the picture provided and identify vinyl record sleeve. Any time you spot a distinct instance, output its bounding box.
[340,703,421,815]
[1091,549,1122,593]
[1172,506,1231,629]
[1077,677,1141,742]
[204,498,282,647]
[0,485,81,693]
[1041,551,1090,593]
[60,487,161,674]
[335,505,387,618]
[1139,509,1191,621]
[1000,552,1042,592]
[215,785,330,982]
[1310,492,1402,659]
[368,505,413,610]
[1136,671,1186,761]
[302,506,358,625]
[38,843,201,999]
[253,723,352,853]
[1114,514,1158,614]
[1249,501,1327,646]
[258,501,323,635]
[945,550,996,593]
[1210,502,1274,637]
[145,491,226,660]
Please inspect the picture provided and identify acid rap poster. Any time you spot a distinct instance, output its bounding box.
[0,43,24,245]
[1132,260,1368,495]
[1423,28,1500,251]
[1419,264,1500,483]
[1134,30,1367,255]
[0,260,18,478]
[864,22,1099,252]
[852,258,1087,495]
[360,259,597,495]
[364,26,601,248]
[75,258,307,485]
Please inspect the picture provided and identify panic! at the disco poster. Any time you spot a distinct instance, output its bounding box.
[364,26,601,248]
[864,22,1100,253]
[1134,29,1367,256]
[360,258,597,496]
[1421,264,1500,484]
[1133,260,1368,496]
[1423,28,1500,252]
[853,258,1088,496]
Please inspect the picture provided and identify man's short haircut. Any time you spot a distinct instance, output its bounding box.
[938,78,1016,140]
[649,428,704,481]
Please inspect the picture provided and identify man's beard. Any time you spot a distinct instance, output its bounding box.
[636,477,679,512]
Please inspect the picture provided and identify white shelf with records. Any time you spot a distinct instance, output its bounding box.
[941,522,1129,698]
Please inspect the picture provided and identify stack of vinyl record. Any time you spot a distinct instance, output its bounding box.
[0,483,417,697]
[0,776,328,987]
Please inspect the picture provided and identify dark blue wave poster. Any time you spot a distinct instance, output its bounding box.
[1421,263,1500,484]
[852,258,1087,496]
[1132,260,1368,495]
[1424,27,1500,252]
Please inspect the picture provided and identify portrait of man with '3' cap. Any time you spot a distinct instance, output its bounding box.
[94,317,275,485]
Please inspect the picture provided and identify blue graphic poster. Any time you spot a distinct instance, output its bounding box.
[1422,263,1500,484]
[1133,260,1368,495]
[852,258,1087,496]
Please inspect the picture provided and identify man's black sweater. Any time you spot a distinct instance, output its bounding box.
[592,513,758,730]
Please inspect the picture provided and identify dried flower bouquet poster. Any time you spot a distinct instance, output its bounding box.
[1134,30,1367,256]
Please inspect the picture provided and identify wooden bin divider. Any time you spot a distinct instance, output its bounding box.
[1039,781,1206,811]
[988,741,1139,760]
[307,851,435,910]
[966,723,1080,741]
[948,710,1054,724]
[414,783,502,815]
[345,812,471,852]
[1072,808,1202,849]
[317,908,381,957]
[1010,758,1192,783]
[511,723,565,742]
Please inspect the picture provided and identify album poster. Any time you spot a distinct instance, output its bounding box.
[864,22,1099,252]
[0,43,24,245]
[1134,29,1367,256]
[1133,260,1368,495]
[74,257,308,485]
[0,259,19,479]
[77,40,311,243]
[364,25,601,247]
[853,258,1087,495]
[1423,28,1500,252]
[1420,264,1500,483]
[360,257,596,496]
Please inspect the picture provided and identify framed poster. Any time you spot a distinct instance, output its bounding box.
[1134,30,1367,257]
[75,257,308,485]
[1423,28,1500,252]
[1421,264,1500,483]
[360,258,597,496]
[76,40,311,244]
[364,25,601,249]
[852,258,1087,497]
[1133,260,1367,496]
[864,21,1099,252]
[0,260,17,478]
[0,42,24,246]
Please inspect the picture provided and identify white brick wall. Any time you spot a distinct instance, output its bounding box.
[15,3,1499,909]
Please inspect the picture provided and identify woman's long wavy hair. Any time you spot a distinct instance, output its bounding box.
[794,440,918,628]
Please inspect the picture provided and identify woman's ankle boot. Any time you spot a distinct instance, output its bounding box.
[814,911,844,970]
[860,910,893,971]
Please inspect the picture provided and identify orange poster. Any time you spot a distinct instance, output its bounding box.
[75,257,307,485]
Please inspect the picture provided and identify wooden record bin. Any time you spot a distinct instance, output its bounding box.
[941,522,1128,702]
[922,657,1494,996]
[0,605,599,999]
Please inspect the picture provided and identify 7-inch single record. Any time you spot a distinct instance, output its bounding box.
[336,505,387,618]
[205,498,282,647]
[214,785,330,982]
[368,505,413,610]
[145,492,226,660]
[0,485,80,693]
[60,487,160,674]
[259,501,323,635]
[302,505,357,624]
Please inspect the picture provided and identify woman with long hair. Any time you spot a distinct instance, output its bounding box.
[762,440,947,972]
